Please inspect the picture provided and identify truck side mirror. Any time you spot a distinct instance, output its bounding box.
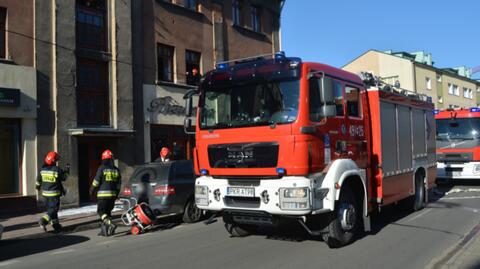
[185,97,193,117]
[321,105,336,118]
[183,89,197,117]
[184,118,195,135]
[319,76,336,118]
[319,76,334,104]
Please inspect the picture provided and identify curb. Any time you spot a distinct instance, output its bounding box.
[1,215,121,242]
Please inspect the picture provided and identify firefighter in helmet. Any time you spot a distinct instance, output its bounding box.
[36,151,68,233]
[156,147,171,163]
[89,149,122,236]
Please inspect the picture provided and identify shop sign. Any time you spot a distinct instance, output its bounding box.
[0,88,20,107]
[147,96,197,116]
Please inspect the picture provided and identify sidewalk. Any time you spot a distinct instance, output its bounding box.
[0,203,124,240]
[429,222,480,269]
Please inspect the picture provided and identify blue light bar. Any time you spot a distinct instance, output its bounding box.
[470,107,480,112]
[433,109,439,115]
[200,169,208,175]
[274,51,286,60]
[216,63,228,70]
[276,167,285,175]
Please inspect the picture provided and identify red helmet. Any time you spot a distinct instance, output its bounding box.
[45,151,59,166]
[101,149,113,160]
[160,147,170,158]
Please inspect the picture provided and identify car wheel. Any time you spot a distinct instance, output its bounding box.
[182,199,203,223]
[322,186,360,248]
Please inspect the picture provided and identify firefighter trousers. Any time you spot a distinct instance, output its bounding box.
[43,196,60,224]
[97,198,116,223]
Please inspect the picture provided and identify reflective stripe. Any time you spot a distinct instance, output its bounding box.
[42,215,50,222]
[97,190,117,197]
[101,214,108,220]
[92,180,99,187]
[42,190,61,197]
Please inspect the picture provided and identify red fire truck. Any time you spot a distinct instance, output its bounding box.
[435,108,480,181]
[184,52,436,248]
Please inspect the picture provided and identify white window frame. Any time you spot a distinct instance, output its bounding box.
[425,77,431,90]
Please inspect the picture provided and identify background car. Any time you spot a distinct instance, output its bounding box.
[120,160,203,223]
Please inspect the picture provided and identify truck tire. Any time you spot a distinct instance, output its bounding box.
[182,199,203,223]
[412,174,426,211]
[322,186,360,248]
[224,222,256,237]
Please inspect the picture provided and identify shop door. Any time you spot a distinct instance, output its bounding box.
[0,119,20,195]
[78,140,110,203]
[150,125,195,161]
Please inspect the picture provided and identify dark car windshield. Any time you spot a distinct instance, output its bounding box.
[200,79,300,130]
[436,118,480,141]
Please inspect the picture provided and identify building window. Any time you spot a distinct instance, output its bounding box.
[346,86,361,117]
[185,50,201,86]
[232,0,242,25]
[76,0,107,51]
[0,8,6,59]
[425,77,431,90]
[436,74,442,82]
[157,44,174,82]
[463,88,473,99]
[0,119,20,195]
[185,0,198,11]
[448,83,459,96]
[251,6,261,32]
[76,58,109,126]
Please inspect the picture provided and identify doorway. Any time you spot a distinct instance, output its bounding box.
[78,139,113,203]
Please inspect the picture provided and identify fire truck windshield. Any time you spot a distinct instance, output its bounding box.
[200,79,300,130]
[436,118,480,141]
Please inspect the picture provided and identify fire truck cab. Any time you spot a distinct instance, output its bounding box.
[436,108,480,181]
[185,52,436,248]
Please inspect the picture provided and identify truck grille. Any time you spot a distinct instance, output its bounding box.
[208,142,279,168]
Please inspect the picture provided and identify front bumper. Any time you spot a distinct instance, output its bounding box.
[437,162,480,180]
[195,176,323,216]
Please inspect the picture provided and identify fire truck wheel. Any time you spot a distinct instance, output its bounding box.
[412,175,426,211]
[322,186,360,248]
[224,222,255,237]
[183,199,203,223]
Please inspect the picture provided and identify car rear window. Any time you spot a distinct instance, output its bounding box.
[129,165,171,183]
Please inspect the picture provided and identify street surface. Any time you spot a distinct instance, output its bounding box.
[2,184,480,269]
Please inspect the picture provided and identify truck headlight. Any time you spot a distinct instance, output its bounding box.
[474,164,480,174]
[195,185,209,206]
[279,187,310,210]
[283,188,308,198]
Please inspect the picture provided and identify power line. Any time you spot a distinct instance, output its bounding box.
[5,28,195,79]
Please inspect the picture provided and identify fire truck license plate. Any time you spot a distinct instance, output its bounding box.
[227,187,255,197]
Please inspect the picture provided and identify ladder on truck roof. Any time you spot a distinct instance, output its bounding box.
[359,72,432,103]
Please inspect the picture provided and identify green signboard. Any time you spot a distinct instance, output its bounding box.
[0,88,20,107]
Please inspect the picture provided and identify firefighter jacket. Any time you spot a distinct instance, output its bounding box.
[91,161,122,199]
[36,165,67,197]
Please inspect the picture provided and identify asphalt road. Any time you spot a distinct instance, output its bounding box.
[2,184,480,269]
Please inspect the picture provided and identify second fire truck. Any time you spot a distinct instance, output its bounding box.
[184,52,436,248]
[436,108,480,182]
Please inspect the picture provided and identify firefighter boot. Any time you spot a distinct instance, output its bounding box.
[98,223,108,236]
[52,222,62,234]
[107,222,117,236]
[38,216,49,232]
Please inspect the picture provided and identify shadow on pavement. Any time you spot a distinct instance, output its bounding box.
[3,221,40,232]
[0,234,90,261]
